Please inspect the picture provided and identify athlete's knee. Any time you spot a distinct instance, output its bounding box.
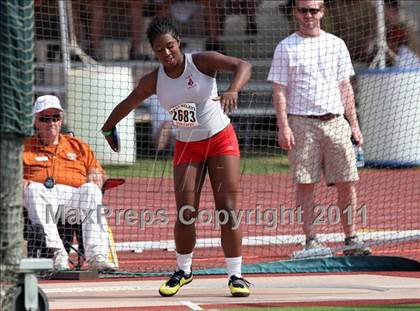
[177,204,197,226]
[216,205,239,228]
[216,197,236,213]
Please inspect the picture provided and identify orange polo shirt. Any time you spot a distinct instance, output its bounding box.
[23,134,104,188]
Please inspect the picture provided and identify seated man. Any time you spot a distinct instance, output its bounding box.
[23,95,115,271]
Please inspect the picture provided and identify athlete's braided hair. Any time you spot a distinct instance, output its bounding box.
[146,16,180,46]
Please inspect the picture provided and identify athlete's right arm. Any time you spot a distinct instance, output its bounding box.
[102,71,157,132]
[272,83,294,151]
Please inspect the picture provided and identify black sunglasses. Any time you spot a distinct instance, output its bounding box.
[297,7,321,15]
[38,114,62,123]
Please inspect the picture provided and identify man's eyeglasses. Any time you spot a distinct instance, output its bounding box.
[297,7,321,15]
[38,114,62,123]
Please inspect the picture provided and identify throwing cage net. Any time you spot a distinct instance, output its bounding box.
[1,0,34,309]
[25,0,420,275]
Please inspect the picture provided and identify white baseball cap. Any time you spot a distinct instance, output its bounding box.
[33,95,63,114]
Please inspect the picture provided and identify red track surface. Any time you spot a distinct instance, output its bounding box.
[97,169,419,272]
[52,300,420,311]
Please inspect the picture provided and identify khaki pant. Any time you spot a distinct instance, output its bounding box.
[288,115,359,185]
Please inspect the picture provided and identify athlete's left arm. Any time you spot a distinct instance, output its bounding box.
[195,52,252,112]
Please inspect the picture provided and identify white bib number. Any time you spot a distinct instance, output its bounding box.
[169,103,198,127]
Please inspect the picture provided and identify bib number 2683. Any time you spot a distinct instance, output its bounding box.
[169,103,198,127]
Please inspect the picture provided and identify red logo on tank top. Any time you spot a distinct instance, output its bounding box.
[186,74,196,89]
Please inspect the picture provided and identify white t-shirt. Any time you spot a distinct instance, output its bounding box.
[396,46,420,68]
[156,53,230,142]
[267,31,355,116]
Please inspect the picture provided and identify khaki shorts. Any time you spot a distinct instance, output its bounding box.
[288,115,359,185]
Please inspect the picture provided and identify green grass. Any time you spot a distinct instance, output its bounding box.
[104,153,419,178]
[223,304,420,311]
[104,154,289,178]
[241,153,289,174]
[104,157,174,178]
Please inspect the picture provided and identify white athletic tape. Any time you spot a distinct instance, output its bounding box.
[181,301,204,310]
[110,230,420,252]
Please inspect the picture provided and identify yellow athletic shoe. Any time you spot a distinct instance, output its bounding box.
[228,275,251,297]
[159,269,193,297]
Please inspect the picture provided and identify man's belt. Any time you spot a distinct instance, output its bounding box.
[289,113,341,121]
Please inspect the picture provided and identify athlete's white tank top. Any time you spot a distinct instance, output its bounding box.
[156,53,230,142]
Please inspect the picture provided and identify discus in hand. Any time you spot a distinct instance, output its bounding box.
[103,127,121,153]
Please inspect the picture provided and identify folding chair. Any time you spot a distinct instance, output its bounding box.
[24,178,125,270]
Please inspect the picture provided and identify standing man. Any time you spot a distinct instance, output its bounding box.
[267,0,371,256]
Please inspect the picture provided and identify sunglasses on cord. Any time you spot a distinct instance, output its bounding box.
[297,7,322,15]
[38,114,62,123]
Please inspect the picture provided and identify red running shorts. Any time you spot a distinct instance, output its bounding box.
[173,123,240,166]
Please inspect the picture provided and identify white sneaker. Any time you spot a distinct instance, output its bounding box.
[89,255,117,271]
[53,249,70,270]
[291,237,333,259]
[305,237,328,250]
